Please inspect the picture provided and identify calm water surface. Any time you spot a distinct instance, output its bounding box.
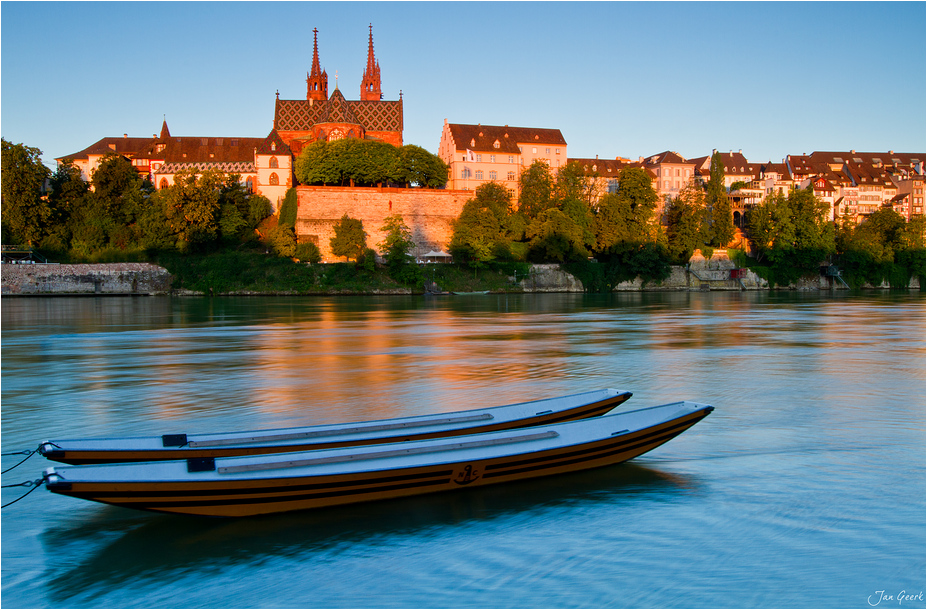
[1,292,924,608]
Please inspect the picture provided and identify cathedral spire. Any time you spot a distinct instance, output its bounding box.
[306,27,328,101]
[360,23,382,101]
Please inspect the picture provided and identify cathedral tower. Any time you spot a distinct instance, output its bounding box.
[359,24,382,101]
[306,28,328,101]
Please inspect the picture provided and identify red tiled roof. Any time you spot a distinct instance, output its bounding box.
[568,157,627,176]
[447,123,566,154]
[56,137,155,161]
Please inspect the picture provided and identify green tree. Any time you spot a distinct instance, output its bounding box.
[705,151,735,247]
[394,145,449,188]
[449,182,516,265]
[1,138,51,245]
[295,140,340,185]
[277,187,298,229]
[329,214,367,261]
[593,166,659,253]
[554,162,596,252]
[379,214,422,284]
[666,184,706,264]
[527,208,589,262]
[160,167,224,250]
[517,160,554,223]
[44,160,89,253]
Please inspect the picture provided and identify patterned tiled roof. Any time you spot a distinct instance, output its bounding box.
[154,161,256,175]
[447,123,566,154]
[275,89,403,132]
[256,129,292,155]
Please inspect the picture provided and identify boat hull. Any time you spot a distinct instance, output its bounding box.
[39,389,631,465]
[44,403,713,517]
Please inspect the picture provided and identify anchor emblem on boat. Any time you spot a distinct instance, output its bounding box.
[453,464,481,485]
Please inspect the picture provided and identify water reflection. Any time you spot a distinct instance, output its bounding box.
[42,463,697,601]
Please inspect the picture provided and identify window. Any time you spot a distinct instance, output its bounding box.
[159,178,169,189]
[245,176,253,192]
[476,154,482,162]
[556,148,561,155]
[461,168,471,179]
[546,148,550,155]
[475,170,484,180]
[269,156,279,169]
[675,169,680,177]
[532,147,537,154]
[507,171,516,181]
[490,155,495,163]
[508,156,514,164]
[271,142,276,151]
[489,171,497,180]
[269,172,279,186]
[493,140,500,149]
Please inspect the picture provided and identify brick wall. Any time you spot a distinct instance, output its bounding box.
[295,185,471,261]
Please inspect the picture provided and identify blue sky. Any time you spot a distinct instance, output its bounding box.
[2,1,924,169]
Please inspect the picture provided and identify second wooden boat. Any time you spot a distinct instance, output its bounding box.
[42,400,714,517]
[38,388,632,465]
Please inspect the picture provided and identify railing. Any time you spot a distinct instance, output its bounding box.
[0,245,48,264]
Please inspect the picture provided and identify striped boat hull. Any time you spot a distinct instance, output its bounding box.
[44,403,713,518]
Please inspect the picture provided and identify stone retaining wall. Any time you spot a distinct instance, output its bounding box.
[1,263,172,296]
[295,185,471,262]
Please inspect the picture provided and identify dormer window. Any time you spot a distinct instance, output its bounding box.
[470,138,476,147]
[271,142,276,152]
[493,140,500,149]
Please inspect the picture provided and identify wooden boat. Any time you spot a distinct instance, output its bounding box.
[38,388,632,465]
[42,400,713,517]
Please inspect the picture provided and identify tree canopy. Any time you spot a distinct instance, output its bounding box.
[295,139,448,188]
[329,214,367,261]
[1,138,51,245]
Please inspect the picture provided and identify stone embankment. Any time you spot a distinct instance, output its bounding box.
[1,263,172,296]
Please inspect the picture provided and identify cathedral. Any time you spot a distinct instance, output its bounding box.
[274,25,404,156]
[56,25,404,211]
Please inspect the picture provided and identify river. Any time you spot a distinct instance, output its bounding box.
[1,292,924,608]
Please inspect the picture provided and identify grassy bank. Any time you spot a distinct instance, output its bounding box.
[154,250,531,295]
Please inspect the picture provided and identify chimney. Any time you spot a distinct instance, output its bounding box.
[124,134,128,138]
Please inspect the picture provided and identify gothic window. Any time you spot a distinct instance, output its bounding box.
[246,176,254,191]
[269,172,279,186]
[269,157,279,169]
[159,178,169,189]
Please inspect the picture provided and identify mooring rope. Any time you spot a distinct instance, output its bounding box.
[1,477,44,509]
[2,449,36,475]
